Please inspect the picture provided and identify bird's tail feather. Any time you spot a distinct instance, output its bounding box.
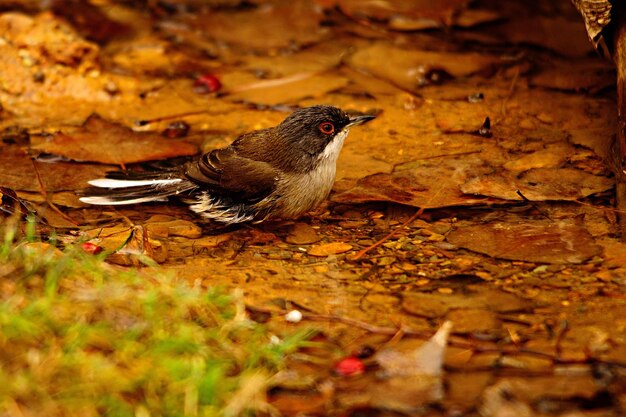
[79,171,197,205]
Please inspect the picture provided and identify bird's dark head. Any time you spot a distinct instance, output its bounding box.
[274,105,375,171]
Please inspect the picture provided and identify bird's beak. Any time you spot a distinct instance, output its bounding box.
[347,114,376,127]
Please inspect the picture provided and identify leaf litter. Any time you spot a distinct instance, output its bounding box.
[30,114,198,164]
[1,0,626,415]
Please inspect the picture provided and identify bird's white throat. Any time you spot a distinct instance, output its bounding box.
[319,128,349,162]
[272,128,351,218]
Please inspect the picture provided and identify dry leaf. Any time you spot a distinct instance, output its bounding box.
[498,17,593,57]
[349,42,500,90]
[402,289,533,318]
[333,155,503,209]
[0,145,110,192]
[502,143,574,173]
[530,60,614,92]
[239,41,348,78]
[462,168,613,201]
[369,322,452,413]
[225,73,349,106]
[180,1,326,51]
[336,0,469,25]
[30,115,198,164]
[446,218,602,264]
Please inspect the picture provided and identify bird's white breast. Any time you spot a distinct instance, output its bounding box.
[272,129,349,218]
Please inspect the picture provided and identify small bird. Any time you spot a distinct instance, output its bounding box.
[80,105,375,224]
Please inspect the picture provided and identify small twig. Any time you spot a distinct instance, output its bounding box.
[351,207,424,260]
[408,150,482,161]
[135,109,218,126]
[573,197,626,215]
[31,158,78,226]
[515,190,552,220]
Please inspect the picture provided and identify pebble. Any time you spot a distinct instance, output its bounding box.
[430,223,451,234]
[433,241,456,250]
[285,310,303,323]
[376,256,396,266]
[308,242,352,257]
[427,232,445,242]
[104,81,119,95]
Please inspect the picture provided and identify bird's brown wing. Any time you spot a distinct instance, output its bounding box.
[183,147,279,202]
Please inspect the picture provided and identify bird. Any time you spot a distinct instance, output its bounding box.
[79,105,375,224]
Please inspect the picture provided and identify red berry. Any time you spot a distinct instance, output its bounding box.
[81,242,103,255]
[334,356,365,376]
[193,73,221,94]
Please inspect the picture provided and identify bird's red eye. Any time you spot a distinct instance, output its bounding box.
[319,122,335,135]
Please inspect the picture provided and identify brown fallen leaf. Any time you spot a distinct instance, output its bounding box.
[446,218,602,264]
[333,155,503,209]
[178,0,326,51]
[369,321,451,413]
[569,126,614,160]
[32,204,77,228]
[335,0,469,26]
[16,191,85,208]
[482,375,605,417]
[225,73,349,106]
[348,42,500,91]
[461,168,613,201]
[0,145,110,192]
[239,41,349,78]
[144,217,203,239]
[385,8,500,31]
[530,60,614,92]
[83,225,168,265]
[501,143,574,173]
[30,115,198,164]
[497,17,593,57]
[308,242,352,256]
[402,288,533,318]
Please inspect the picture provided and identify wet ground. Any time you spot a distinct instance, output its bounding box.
[1,0,626,415]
